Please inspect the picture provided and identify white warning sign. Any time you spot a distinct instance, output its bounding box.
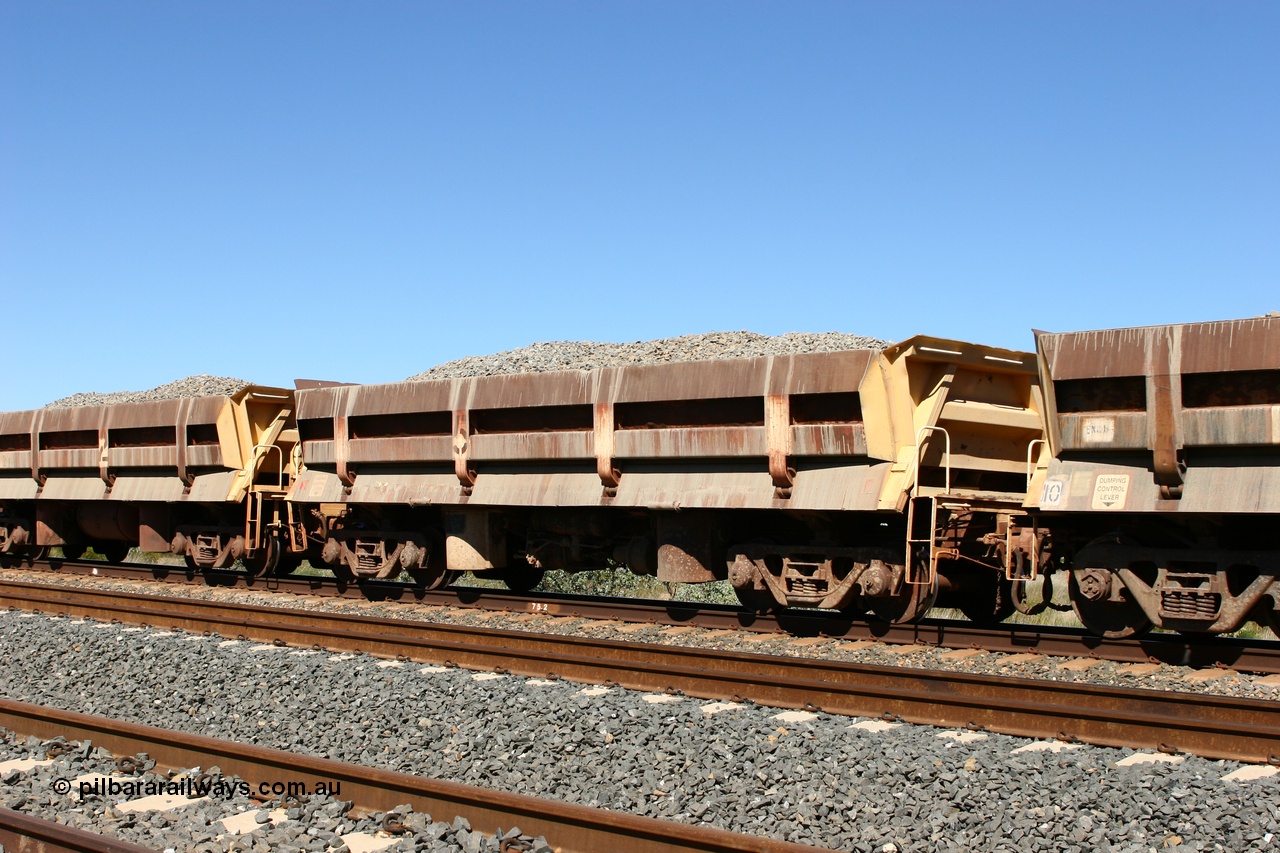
[1091,474,1130,510]
[1081,417,1116,444]
[1039,476,1068,509]
[308,476,329,499]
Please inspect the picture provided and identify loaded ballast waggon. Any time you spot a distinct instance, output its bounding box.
[1027,316,1280,638]
[287,335,1042,625]
[1,316,1278,640]
[0,386,299,573]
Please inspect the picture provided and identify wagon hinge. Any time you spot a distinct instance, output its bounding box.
[334,414,354,487]
[175,398,194,487]
[1150,369,1185,499]
[98,414,115,488]
[766,394,795,499]
[594,402,620,495]
[453,409,477,494]
[29,409,45,487]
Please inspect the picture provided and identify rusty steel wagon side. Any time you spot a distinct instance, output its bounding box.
[287,336,1045,623]
[1027,315,1280,637]
[0,387,298,572]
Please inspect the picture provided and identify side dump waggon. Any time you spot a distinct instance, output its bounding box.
[288,336,1045,623]
[6,316,1276,639]
[0,387,297,572]
[1029,316,1280,637]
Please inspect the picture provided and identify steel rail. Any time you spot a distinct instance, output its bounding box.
[3,579,1279,764]
[0,700,823,853]
[0,808,159,853]
[13,556,1280,675]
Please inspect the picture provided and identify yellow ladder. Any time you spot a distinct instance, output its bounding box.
[904,426,951,586]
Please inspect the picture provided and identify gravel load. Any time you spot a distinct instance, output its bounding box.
[2,611,1277,852]
[44,375,251,409]
[0,729,552,852]
[407,331,891,381]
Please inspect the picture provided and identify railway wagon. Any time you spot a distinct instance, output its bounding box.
[0,386,298,572]
[287,335,1046,623]
[1027,316,1280,637]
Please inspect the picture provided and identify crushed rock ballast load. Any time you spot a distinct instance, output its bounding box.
[42,331,887,407]
[45,375,251,409]
[408,330,892,381]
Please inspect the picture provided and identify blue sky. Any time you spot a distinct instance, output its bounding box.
[1,2,1276,410]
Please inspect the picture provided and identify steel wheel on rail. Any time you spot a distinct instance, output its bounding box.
[94,542,131,564]
[1263,596,1280,638]
[1068,568,1152,639]
[56,543,86,561]
[271,551,305,576]
[867,578,938,624]
[734,583,777,613]
[497,565,545,593]
[948,570,1015,626]
[406,530,453,589]
[0,546,44,568]
[242,533,281,577]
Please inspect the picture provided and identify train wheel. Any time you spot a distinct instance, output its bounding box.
[58,544,86,561]
[735,585,777,613]
[271,552,305,576]
[95,543,131,564]
[1069,570,1151,638]
[407,531,450,589]
[498,566,545,593]
[954,573,1015,626]
[1264,598,1280,637]
[868,580,937,624]
[408,565,452,590]
[242,535,281,577]
[329,561,356,584]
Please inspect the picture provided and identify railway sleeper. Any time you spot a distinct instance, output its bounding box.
[1070,540,1280,636]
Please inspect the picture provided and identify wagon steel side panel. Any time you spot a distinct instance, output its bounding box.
[787,461,891,512]
[39,476,108,501]
[1033,316,1280,514]
[347,471,461,505]
[295,349,883,512]
[293,342,1045,514]
[609,469,777,510]
[108,476,188,503]
[289,468,345,504]
[0,476,39,500]
[0,411,35,475]
[185,471,237,503]
[468,471,605,507]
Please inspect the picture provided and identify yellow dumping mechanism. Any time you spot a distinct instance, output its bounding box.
[164,385,299,574]
[860,337,1048,622]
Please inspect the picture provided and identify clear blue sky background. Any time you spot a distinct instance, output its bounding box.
[1,2,1276,410]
